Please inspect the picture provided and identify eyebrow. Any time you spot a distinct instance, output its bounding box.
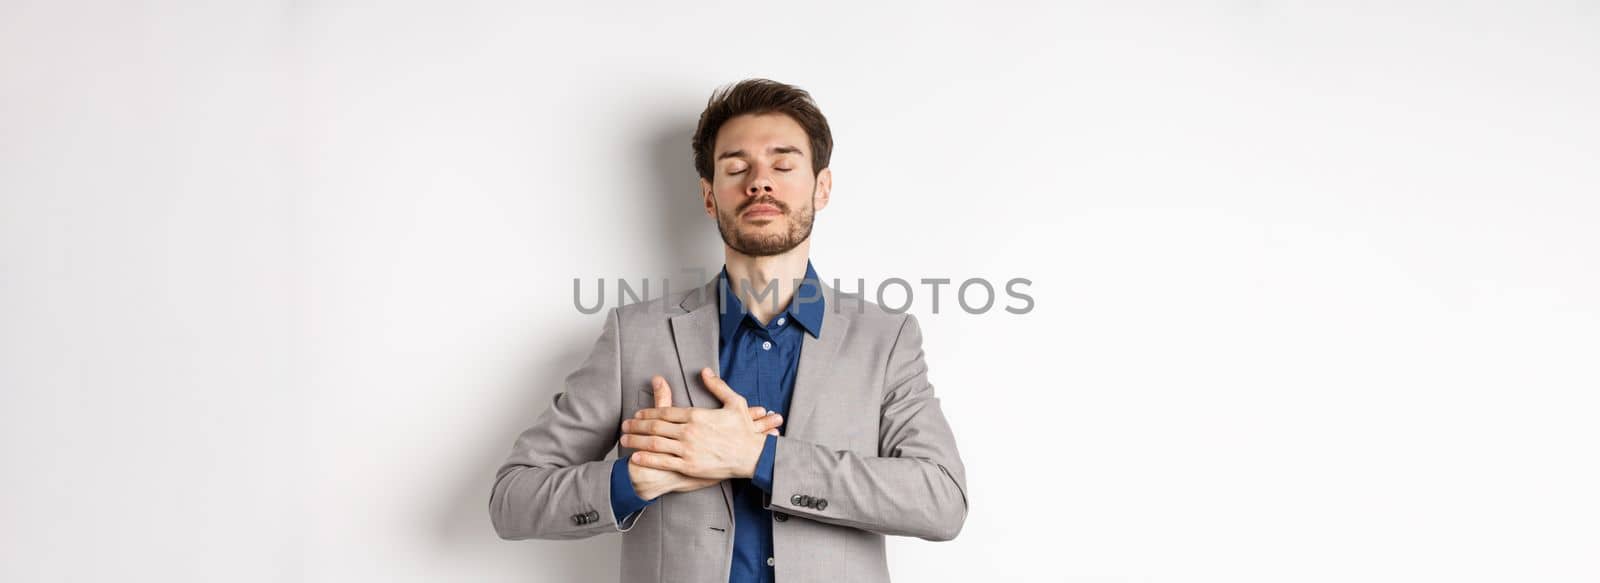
[716,145,805,162]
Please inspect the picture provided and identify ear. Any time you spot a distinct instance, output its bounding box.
[700,177,716,219]
[813,167,832,212]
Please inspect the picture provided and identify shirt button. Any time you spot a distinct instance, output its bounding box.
[762,341,772,350]
[767,557,776,567]
[777,317,786,326]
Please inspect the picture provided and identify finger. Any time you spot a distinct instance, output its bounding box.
[748,406,767,419]
[621,418,686,439]
[753,412,784,434]
[630,451,686,473]
[620,434,686,457]
[700,367,747,409]
[651,375,673,409]
[766,428,779,436]
[634,407,696,423]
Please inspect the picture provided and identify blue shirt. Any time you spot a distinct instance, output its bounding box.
[609,260,826,583]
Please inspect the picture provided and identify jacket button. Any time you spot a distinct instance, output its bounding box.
[815,498,828,511]
[791,494,805,506]
[572,514,585,525]
[586,510,600,522]
[773,512,789,522]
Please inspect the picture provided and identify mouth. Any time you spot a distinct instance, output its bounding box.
[742,204,783,219]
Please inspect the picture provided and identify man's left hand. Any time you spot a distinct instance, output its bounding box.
[620,367,770,480]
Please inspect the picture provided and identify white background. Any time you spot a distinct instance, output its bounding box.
[3,1,1597,582]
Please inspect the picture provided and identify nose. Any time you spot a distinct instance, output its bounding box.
[746,172,774,196]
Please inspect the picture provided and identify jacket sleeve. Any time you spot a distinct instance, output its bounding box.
[489,308,651,539]
[761,313,969,541]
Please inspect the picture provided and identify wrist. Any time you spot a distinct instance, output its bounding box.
[626,461,663,500]
[740,431,767,478]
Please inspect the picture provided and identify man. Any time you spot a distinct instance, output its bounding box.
[489,78,968,583]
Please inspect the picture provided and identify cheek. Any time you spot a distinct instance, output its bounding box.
[712,189,743,210]
[778,175,816,198]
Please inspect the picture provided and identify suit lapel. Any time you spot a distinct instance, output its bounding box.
[785,284,850,442]
[669,279,721,410]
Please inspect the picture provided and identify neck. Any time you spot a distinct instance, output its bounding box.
[724,240,811,326]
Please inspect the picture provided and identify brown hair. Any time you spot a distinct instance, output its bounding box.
[692,78,833,181]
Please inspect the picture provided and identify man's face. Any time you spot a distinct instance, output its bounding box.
[702,113,832,257]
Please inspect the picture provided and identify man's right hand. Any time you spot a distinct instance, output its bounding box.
[625,374,781,501]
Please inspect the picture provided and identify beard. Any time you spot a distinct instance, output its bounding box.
[714,190,816,257]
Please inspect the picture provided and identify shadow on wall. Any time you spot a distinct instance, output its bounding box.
[645,118,726,279]
[434,114,719,576]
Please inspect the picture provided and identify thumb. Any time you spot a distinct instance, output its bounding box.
[699,367,747,409]
[650,375,673,408]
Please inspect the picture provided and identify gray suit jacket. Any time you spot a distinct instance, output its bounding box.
[489,277,968,582]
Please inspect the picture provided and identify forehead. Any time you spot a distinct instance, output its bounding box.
[715,113,810,158]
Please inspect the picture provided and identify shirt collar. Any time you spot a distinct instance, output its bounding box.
[717,260,826,340]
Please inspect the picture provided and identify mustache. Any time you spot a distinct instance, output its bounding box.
[738,196,788,215]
